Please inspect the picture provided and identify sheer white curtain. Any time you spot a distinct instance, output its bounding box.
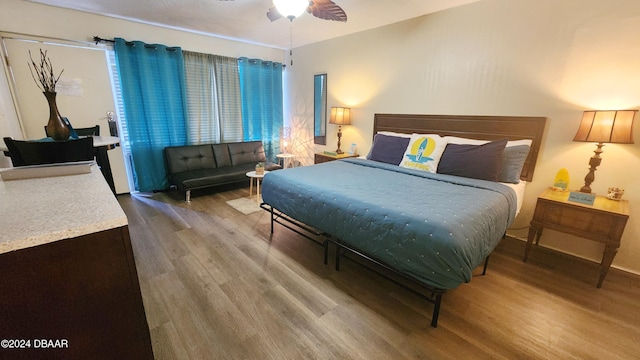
[214,55,243,143]
[183,51,242,144]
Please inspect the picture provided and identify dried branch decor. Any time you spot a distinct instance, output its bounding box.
[28,49,64,93]
[27,49,70,140]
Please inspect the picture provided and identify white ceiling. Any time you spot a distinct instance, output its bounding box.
[28,0,478,49]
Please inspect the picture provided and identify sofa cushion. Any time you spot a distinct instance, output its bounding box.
[170,161,281,192]
[212,143,232,168]
[228,141,267,166]
[165,144,216,174]
[235,162,281,173]
[171,167,247,191]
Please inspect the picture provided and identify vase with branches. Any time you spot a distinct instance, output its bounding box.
[28,49,70,141]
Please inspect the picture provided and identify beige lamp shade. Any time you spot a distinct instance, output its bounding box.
[572,109,636,194]
[329,107,351,126]
[573,110,635,144]
[329,107,351,154]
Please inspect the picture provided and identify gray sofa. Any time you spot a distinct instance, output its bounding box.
[165,140,281,201]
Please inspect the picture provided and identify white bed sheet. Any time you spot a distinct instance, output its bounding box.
[502,181,526,216]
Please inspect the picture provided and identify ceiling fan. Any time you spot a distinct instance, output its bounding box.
[267,0,347,22]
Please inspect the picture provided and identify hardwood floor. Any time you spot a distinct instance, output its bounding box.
[118,188,640,360]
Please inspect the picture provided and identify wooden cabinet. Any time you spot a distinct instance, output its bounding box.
[314,152,359,164]
[0,166,153,359]
[524,188,629,288]
[0,226,153,359]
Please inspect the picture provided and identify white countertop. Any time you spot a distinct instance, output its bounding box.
[0,164,128,254]
[91,135,120,147]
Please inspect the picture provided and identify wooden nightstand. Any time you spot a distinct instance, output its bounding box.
[524,187,629,288]
[314,152,359,164]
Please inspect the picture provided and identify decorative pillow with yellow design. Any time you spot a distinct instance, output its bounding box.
[399,134,448,173]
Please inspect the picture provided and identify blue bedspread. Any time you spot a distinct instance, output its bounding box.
[261,159,517,290]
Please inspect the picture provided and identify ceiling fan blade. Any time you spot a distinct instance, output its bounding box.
[308,0,347,22]
[266,6,283,22]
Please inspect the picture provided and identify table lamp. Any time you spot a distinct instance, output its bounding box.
[329,107,351,154]
[573,110,636,193]
[280,126,291,153]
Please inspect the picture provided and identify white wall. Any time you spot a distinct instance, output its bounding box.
[287,0,640,275]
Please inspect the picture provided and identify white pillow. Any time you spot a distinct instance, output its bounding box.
[377,131,412,138]
[444,136,532,148]
[399,134,448,173]
[505,139,533,147]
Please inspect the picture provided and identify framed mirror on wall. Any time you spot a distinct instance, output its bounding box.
[314,73,327,145]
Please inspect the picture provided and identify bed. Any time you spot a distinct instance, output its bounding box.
[261,113,546,327]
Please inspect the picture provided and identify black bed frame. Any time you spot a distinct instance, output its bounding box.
[261,203,490,327]
[262,113,547,328]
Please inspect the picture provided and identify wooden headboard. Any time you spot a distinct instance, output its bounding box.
[373,114,547,182]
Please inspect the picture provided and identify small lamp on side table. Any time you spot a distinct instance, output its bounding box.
[280,126,291,153]
[573,110,636,194]
[329,107,351,154]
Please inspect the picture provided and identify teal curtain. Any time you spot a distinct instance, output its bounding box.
[238,57,283,161]
[114,38,188,192]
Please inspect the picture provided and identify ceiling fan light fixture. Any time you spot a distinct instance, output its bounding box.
[274,0,308,20]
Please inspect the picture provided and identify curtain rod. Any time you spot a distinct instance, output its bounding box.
[241,58,285,67]
[94,36,179,51]
[0,31,101,48]
[94,36,286,68]
[93,36,114,44]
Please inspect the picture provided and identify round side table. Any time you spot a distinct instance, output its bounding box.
[246,170,269,204]
[276,153,295,169]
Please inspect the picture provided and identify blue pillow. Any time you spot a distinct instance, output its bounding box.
[498,144,530,183]
[367,134,410,165]
[437,139,508,181]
